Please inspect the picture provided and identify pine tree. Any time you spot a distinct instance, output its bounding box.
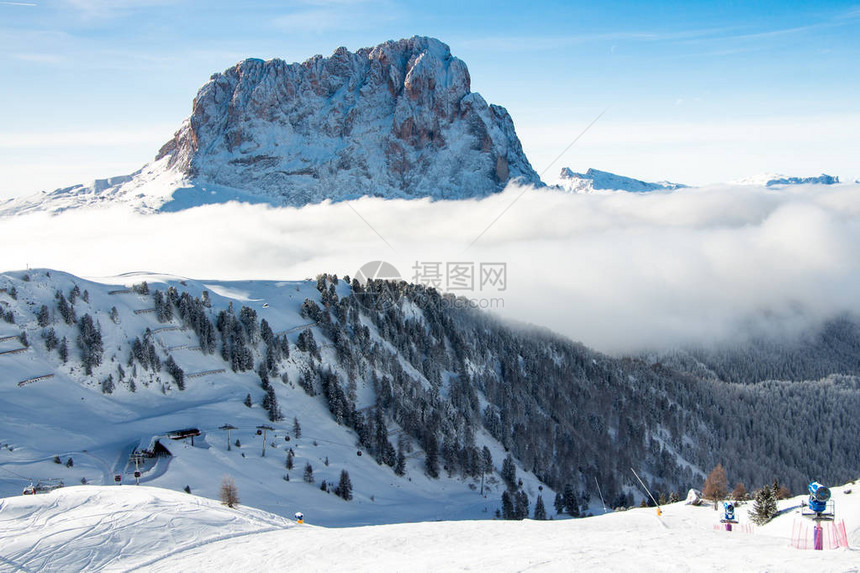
[554,492,564,514]
[515,490,529,520]
[563,484,580,517]
[394,442,406,476]
[703,463,728,509]
[335,469,353,501]
[58,337,69,363]
[293,417,302,439]
[501,491,515,520]
[424,434,439,478]
[36,304,50,327]
[534,495,547,520]
[501,454,517,491]
[243,393,252,408]
[751,484,778,525]
[286,449,294,470]
[303,462,314,483]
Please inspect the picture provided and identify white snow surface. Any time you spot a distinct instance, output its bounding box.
[1,483,858,572]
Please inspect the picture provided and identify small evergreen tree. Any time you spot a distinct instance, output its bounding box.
[286,449,294,470]
[501,454,517,491]
[293,416,302,439]
[424,434,439,478]
[394,442,406,476]
[303,462,314,483]
[554,492,564,514]
[515,490,529,520]
[243,393,252,408]
[563,484,580,517]
[58,337,69,363]
[36,304,50,327]
[335,469,353,501]
[501,490,515,520]
[751,484,778,525]
[534,495,547,520]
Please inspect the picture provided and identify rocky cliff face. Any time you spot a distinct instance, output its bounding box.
[156,37,541,205]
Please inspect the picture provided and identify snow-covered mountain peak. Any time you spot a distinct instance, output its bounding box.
[558,167,687,193]
[155,36,541,205]
[1,37,541,216]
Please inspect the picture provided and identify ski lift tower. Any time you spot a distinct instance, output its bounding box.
[219,424,237,451]
[257,425,274,457]
[801,481,835,550]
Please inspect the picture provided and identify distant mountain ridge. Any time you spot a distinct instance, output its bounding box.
[733,173,840,187]
[557,167,687,193]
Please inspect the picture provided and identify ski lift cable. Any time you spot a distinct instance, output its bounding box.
[0,465,31,480]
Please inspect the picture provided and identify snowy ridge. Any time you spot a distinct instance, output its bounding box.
[557,167,687,193]
[732,173,841,187]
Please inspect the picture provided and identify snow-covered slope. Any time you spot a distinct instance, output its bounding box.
[0,269,550,527]
[1,482,858,572]
[558,167,687,193]
[733,173,841,187]
[0,37,541,217]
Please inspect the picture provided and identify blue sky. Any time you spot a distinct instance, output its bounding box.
[1,0,858,198]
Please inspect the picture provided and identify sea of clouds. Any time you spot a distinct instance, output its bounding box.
[3,182,860,354]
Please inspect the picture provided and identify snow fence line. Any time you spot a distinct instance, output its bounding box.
[17,374,55,387]
[0,347,28,356]
[790,519,850,550]
[185,369,226,379]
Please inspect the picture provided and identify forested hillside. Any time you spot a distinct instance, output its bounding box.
[2,270,859,511]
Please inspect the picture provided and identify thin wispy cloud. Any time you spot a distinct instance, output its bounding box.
[0,126,175,149]
[272,0,399,33]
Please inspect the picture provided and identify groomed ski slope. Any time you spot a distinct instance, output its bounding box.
[0,484,857,572]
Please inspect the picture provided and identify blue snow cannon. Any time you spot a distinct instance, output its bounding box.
[723,501,735,522]
[807,481,831,513]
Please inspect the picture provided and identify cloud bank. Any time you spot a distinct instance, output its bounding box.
[3,183,860,354]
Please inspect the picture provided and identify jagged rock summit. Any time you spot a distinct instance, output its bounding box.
[558,167,687,193]
[157,36,541,204]
[1,37,541,216]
